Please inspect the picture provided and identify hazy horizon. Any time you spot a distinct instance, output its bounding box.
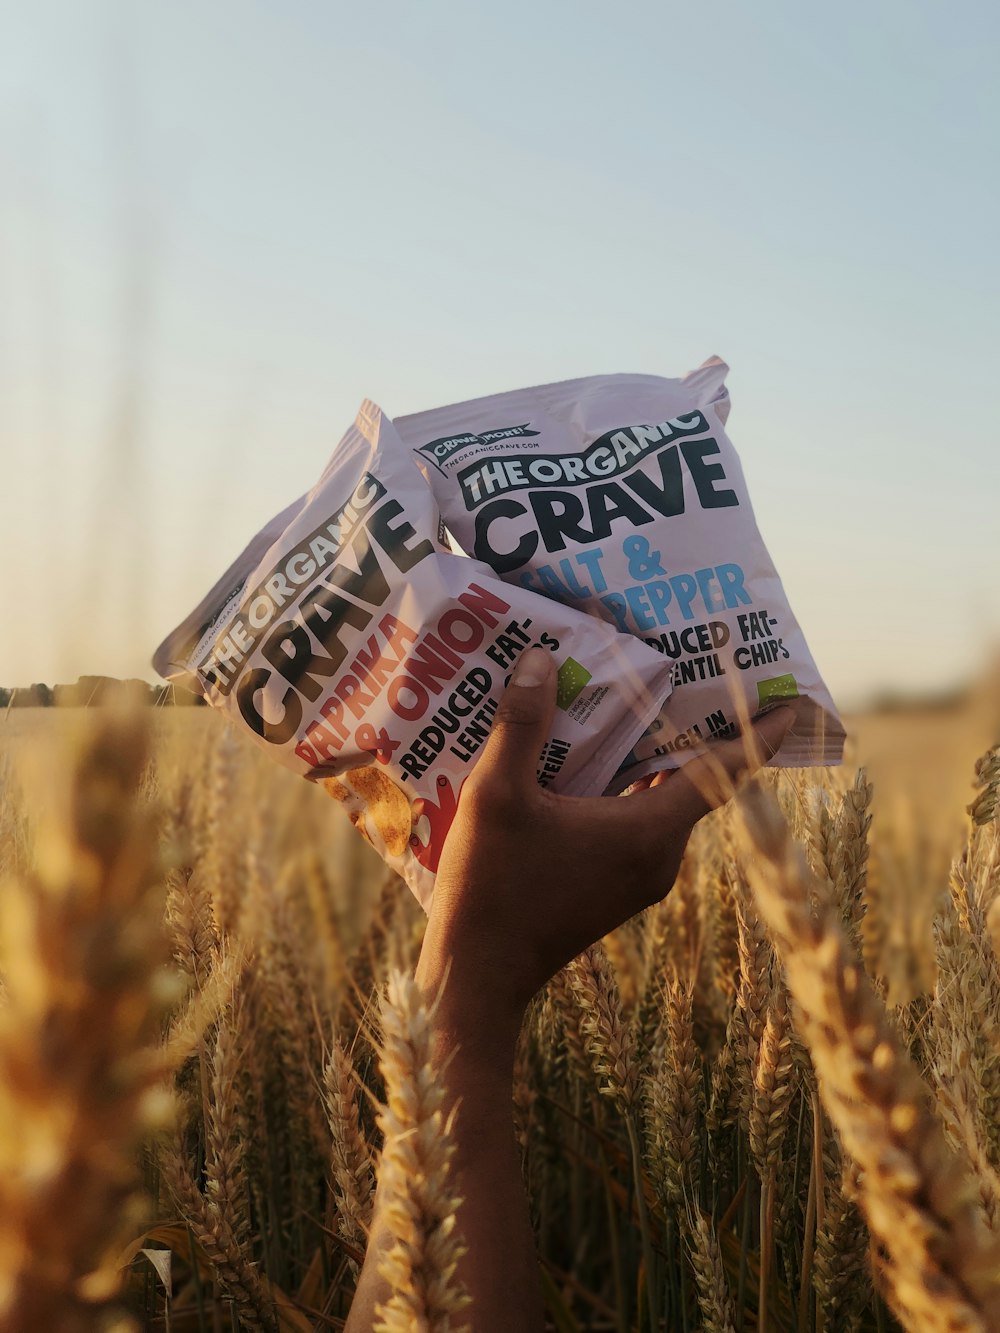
[3,662,996,718]
[3,1,998,715]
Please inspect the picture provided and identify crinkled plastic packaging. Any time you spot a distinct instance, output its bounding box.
[396,358,844,788]
[153,402,673,910]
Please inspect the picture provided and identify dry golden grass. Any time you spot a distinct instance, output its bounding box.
[0,690,997,1332]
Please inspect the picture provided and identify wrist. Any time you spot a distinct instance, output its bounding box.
[415,916,527,1065]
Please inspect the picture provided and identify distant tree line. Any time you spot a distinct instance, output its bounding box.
[0,677,206,708]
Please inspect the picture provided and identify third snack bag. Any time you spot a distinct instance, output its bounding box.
[395,358,844,787]
[153,402,672,910]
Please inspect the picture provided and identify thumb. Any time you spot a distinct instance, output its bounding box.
[474,646,557,794]
[652,705,796,826]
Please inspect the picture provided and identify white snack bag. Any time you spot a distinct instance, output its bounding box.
[153,402,672,910]
[396,358,844,788]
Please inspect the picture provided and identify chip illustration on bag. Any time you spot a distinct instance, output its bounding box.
[153,402,673,909]
[396,358,845,787]
[321,768,413,859]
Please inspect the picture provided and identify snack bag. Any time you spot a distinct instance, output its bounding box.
[396,358,844,788]
[153,402,673,910]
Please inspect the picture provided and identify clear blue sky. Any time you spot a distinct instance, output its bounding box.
[2,0,998,706]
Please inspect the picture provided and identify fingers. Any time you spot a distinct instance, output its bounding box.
[741,705,797,771]
[472,647,557,795]
[651,706,795,827]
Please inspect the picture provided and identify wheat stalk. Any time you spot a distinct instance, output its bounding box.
[685,1207,737,1333]
[0,712,177,1331]
[813,1156,871,1333]
[828,768,873,950]
[160,1121,277,1332]
[324,1032,376,1260]
[373,969,471,1332]
[567,941,639,1115]
[738,780,1000,1333]
[645,974,703,1212]
[969,746,1000,827]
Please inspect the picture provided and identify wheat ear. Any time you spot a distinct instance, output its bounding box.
[160,1123,276,1332]
[373,969,471,1332]
[324,1032,376,1260]
[686,1207,738,1333]
[645,974,704,1212]
[566,941,639,1115]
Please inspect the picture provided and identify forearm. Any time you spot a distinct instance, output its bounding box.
[345,935,545,1333]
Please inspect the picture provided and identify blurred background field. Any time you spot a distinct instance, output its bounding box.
[5,667,995,847]
[1,680,997,1331]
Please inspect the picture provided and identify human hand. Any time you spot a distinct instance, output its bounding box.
[416,646,793,1038]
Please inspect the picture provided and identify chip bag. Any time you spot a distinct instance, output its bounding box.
[396,358,844,787]
[153,402,673,909]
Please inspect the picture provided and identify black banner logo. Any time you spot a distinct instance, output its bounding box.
[417,423,540,472]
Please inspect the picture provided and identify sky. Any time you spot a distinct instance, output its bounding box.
[1,0,998,708]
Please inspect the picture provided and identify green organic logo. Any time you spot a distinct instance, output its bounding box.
[757,674,799,706]
[556,658,592,710]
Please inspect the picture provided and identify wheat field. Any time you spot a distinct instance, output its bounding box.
[0,690,997,1333]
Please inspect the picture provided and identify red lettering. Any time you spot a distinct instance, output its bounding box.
[379,613,419,657]
[406,641,461,694]
[388,674,428,721]
[437,608,485,653]
[296,716,344,763]
[319,695,349,742]
[335,673,375,721]
[295,739,319,767]
[458,582,511,627]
